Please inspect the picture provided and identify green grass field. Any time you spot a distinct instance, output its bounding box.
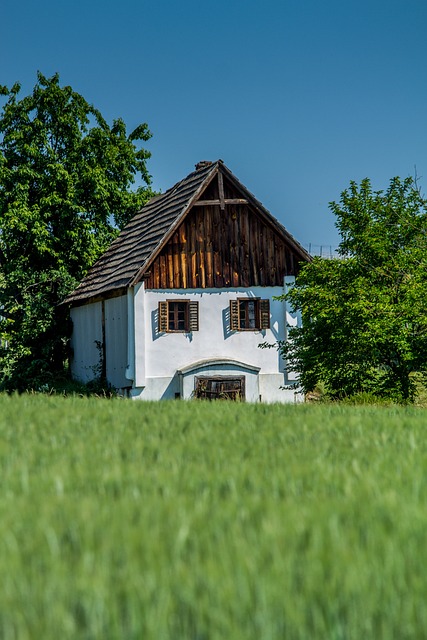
[1,395,427,639]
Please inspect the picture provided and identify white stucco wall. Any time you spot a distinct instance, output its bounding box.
[70,302,103,383]
[71,282,301,402]
[70,296,128,389]
[139,286,286,375]
[130,284,300,402]
[104,296,128,389]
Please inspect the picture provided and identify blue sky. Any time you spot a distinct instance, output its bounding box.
[1,0,426,253]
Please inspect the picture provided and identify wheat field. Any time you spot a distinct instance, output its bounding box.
[1,395,426,639]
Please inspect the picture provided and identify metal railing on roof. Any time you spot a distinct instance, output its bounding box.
[306,244,341,259]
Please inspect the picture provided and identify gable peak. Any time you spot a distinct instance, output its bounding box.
[195,160,214,171]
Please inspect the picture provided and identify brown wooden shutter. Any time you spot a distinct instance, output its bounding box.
[158,301,168,332]
[259,299,270,329]
[188,301,199,332]
[230,300,239,331]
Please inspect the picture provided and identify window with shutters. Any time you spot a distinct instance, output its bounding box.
[158,300,199,333]
[229,299,270,331]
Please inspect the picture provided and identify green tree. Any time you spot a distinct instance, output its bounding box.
[281,177,427,402]
[0,72,154,390]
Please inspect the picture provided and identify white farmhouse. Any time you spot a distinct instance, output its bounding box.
[65,160,310,401]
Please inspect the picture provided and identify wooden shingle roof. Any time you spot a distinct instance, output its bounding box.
[64,160,310,305]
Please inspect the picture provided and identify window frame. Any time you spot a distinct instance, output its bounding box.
[167,299,189,332]
[158,299,199,333]
[230,298,270,331]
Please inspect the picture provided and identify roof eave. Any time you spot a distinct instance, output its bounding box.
[63,285,128,308]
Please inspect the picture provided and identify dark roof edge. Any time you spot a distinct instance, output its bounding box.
[65,286,128,308]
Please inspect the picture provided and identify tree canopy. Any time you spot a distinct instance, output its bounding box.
[282,176,427,402]
[0,72,154,390]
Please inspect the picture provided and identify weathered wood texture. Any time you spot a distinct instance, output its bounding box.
[146,201,299,289]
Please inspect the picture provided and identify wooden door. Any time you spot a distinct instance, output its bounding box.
[194,376,245,400]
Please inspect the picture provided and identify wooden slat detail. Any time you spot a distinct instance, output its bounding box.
[268,228,275,282]
[197,211,206,288]
[230,300,239,331]
[159,254,167,288]
[250,210,259,286]
[158,301,168,332]
[179,224,187,289]
[189,301,199,332]
[205,206,213,287]
[220,205,231,286]
[171,231,180,288]
[240,208,250,287]
[167,252,174,288]
[259,299,270,329]
[230,205,239,287]
[213,205,222,287]
[218,171,225,211]
[260,224,266,286]
[190,217,197,288]
[153,253,159,288]
[193,198,248,206]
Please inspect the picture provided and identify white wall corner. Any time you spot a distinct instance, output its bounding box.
[283,275,300,383]
[134,282,146,387]
[125,287,136,383]
[283,276,301,330]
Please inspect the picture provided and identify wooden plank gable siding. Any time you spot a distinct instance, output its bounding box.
[145,202,300,290]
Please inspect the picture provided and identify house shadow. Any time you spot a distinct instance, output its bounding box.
[160,373,181,399]
[222,306,233,340]
[152,308,161,341]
